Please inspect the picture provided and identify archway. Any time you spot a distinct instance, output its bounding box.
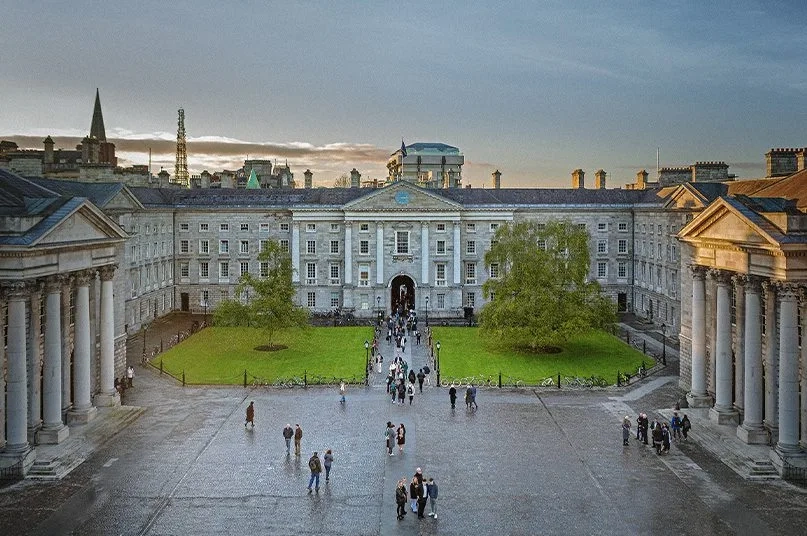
[390,274,415,316]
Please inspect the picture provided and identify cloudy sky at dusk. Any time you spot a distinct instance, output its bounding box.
[2,1,805,188]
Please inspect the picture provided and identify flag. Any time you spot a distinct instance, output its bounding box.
[400,139,407,157]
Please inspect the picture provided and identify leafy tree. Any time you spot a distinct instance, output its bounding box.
[214,240,309,347]
[333,174,351,188]
[479,220,615,352]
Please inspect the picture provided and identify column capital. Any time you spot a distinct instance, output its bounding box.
[731,273,748,288]
[98,264,118,282]
[688,264,707,279]
[742,275,765,294]
[708,268,732,285]
[1,280,31,300]
[44,274,68,294]
[73,269,96,286]
[762,279,777,301]
[776,281,800,301]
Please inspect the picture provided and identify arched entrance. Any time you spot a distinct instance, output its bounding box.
[390,274,415,316]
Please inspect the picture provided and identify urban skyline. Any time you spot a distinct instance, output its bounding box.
[2,1,805,187]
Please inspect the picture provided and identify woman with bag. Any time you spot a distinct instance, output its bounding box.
[397,423,406,454]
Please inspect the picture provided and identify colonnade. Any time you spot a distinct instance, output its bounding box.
[688,265,807,461]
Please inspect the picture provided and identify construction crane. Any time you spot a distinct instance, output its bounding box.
[175,108,189,187]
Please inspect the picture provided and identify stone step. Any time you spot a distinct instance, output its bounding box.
[747,460,780,481]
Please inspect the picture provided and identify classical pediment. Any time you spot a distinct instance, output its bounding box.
[33,200,128,247]
[678,197,782,248]
[663,184,709,210]
[103,187,144,211]
[344,181,462,212]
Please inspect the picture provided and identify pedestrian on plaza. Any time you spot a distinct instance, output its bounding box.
[294,424,303,456]
[426,477,438,518]
[416,475,427,518]
[417,369,425,393]
[640,413,649,445]
[681,414,691,440]
[661,423,671,453]
[409,477,418,513]
[407,381,415,405]
[307,451,322,492]
[397,381,406,405]
[245,401,255,429]
[465,385,472,409]
[423,364,431,386]
[635,413,643,440]
[652,420,663,454]
[126,365,134,387]
[377,356,383,374]
[397,423,406,454]
[416,332,421,345]
[670,412,682,440]
[449,385,457,409]
[390,381,397,403]
[386,421,396,456]
[282,424,293,454]
[470,384,478,409]
[622,416,631,446]
[323,449,334,481]
[339,380,346,404]
[408,368,416,385]
[396,478,408,520]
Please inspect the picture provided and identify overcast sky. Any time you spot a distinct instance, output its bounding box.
[1,1,805,188]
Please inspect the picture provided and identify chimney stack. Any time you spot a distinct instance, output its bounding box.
[304,169,313,189]
[492,169,501,189]
[797,149,806,172]
[636,170,648,190]
[766,148,801,177]
[572,169,585,189]
[594,169,607,189]
[201,170,211,188]
[350,168,361,188]
[43,136,54,164]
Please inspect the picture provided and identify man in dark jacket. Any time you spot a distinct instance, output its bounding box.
[416,369,426,393]
[426,477,439,518]
[307,452,322,492]
[449,385,457,408]
[282,424,293,454]
[294,424,303,456]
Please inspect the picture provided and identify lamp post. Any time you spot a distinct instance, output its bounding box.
[202,298,208,325]
[435,341,441,386]
[141,321,150,365]
[364,340,370,385]
[425,296,429,327]
[377,295,381,324]
[661,323,667,366]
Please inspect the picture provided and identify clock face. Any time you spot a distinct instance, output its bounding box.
[395,191,410,205]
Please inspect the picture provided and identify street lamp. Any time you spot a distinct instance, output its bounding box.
[435,340,441,386]
[141,321,150,366]
[425,296,429,327]
[364,340,370,385]
[661,323,667,366]
[202,298,208,325]
[377,295,381,324]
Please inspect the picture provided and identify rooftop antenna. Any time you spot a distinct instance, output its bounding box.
[148,147,152,182]
[657,147,660,179]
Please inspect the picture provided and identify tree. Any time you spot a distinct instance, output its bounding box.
[333,174,351,188]
[214,240,309,348]
[479,220,615,352]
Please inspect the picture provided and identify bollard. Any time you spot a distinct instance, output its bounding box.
[643,340,646,354]
[160,360,163,375]
[498,372,502,389]
[617,371,621,387]
[182,370,186,386]
[557,373,561,389]
[626,331,630,344]
[244,369,247,388]
[304,370,307,388]
[160,339,163,352]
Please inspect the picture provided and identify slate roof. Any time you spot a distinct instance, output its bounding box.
[721,196,806,245]
[26,177,125,207]
[0,197,85,246]
[0,169,58,211]
[433,187,661,207]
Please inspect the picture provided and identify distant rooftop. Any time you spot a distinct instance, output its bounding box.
[399,142,460,155]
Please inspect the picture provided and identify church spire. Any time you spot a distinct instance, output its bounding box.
[89,88,106,141]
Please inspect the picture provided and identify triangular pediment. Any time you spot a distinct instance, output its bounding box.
[677,197,781,247]
[33,200,128,247]
[663,184,708,210]
[103,187,144,211]
[344,182,462,212]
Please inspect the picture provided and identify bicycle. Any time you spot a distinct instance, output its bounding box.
[540,377,556,387]
[252,377,270,387]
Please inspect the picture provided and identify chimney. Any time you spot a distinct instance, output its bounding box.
[766,148,800,177]
[572,169,585,189]
[157,168,170,187]
[350,168,361,188]
[492,169,501,189]
[594,169,606,189]
[797,149,806,172]
[201,170,211,188]
[636,169,648,189]
[43,136,54,164]
[304,169,313,189]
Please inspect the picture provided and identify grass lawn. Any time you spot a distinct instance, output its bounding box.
[152,326,373,385]
[430,327,652,385]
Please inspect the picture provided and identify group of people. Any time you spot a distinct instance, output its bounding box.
[114,365,135,395]
[447,384,478,410]
[395,467,438,520]
[622,411,691,454]
[305,449,335,492]
[385,421,407,455]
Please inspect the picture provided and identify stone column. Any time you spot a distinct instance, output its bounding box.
[291,222,300,283]
[95,265,119,407]
[344,222,353,286]
[453,222,461,285]
[774,283,800,455]
[732,274,745,412]
[687,265,710,406]
[376,223,384,284]
[60,279,73,418]
[421,222,429,285]
[800,289,807,449]
[68,270,97,423]
[4,283,30,452]
[38,276,69,443]
[763,282,779,438]
[710,270,738,423]
[27,282,43,441]
[738,277,767,443]
[0,292,6,450]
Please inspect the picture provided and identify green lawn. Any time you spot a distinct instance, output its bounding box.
[430,327,652,385]
[152,326,373,385]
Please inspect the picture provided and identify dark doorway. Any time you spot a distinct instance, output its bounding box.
[180,293,189,312]
[617,293,627,312]
[390,275,415,316]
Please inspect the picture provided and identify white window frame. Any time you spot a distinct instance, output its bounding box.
[199,261,209,279]
[220,223,229,232]
[240,261,249,276]
[200,223,209,232]
[306,240,316,255]
[305,262,317,285]
[597,261,607,279]
[219,261,230,279]
[466,223,476,233]
[330,240,340,254]
[359,239,369,255]
[260,222,270,232]
[180,239,189,253]
[240,240,249,255]
[199,239,209,254]
[435,263,446,286]
[359,223,369,232]
[466,240,476,255]
[179,222,189,232]
[329,263,340,285]
[489,263,500,279]
[279,239,290,253]
[597,240,607,254]
[465,263,477,285]
[618,239,627,254]
[306,223,316,233]
[180,262,189,278]
[436,223,446,232]
[307,292,316,308]
[396,231,410,254]
[358,264,370,287]
[279,222,289,232]
[219,240,229,254]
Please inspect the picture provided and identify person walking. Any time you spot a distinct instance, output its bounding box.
[449,385,457,409]
[294,424,303,456]
[339,380,346,404]
[386,421,396,456]
[282,424,293,454]
[681,414,691,440]
[323,449,334,481]
[307,452,322,492]
[417,369,425,393]
[423,364,431,386]
[407,381,415,405]
[126,365,134,388]
[640,413,649,445]
[416,332,421,345]
[245,401,255,429]
[397,423,406,454]
[426,477,438,518]
[465,385,472,409]
[661,423,671,453]
[408,368,416,385]
[397,381,406,405]
[621,416,631,446]
[396,478,408,520]
[409,477,418,513]
[670,412,682,440]
[390,380,397,403]
[416,475,427,519]
[469,384,478,409]
[651,420,663,455]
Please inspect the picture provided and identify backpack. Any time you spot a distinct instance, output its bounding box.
[407,384,414,396]
[309,457,318,471]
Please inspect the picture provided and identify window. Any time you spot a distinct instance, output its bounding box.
[597,262,607,278]
[597,222,607,232]
[329,263,340,284]
[465,292,475,307]
[436,223,446,232]
[489,263,500,279]
[201,289,209,306]
[219,261,230,278]
[577,223,586,230]
[199,240,209,254]
[359,240,369,255]
[396,231,409,254]
[330,223,339,232]
[180,263,189,278]
[220,223,229,232]
[260,223,270,232]
[221,288,230,302]
[437,294,445,309]
[199,262,209,278]
[490,223,499,232]
[597,240,607,254]
[219,240,229,254]
[436,240,446,255]
[618,222,628,232]
[279,222,289,232]
[536,223,546,230]
[306,240,316,254]
[465,263,477,284]
[260,262,268,277]
[306,262,317,285]
[466,223,476,233]
[618,262,626,278]
[618,239,627,254]
[240,262,249,276]
[259,239,269,252]
[658,224,663,234]
[240,240,249,254]
[466,241,476,255]
[279,239,290,253]
[359,264,370,287]
[180,240,189,253]
[306,223,316,233]
[436,264,446,286]
[330,292,340,308]
[307,292,316,308]
[330,240,340,254]
[657,243,662,259]
[240,223,249,232]
[537,239,547,251]
[179,223,189,231]
[360,223,369,232]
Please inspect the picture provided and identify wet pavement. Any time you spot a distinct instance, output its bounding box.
[1,319,807,535]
